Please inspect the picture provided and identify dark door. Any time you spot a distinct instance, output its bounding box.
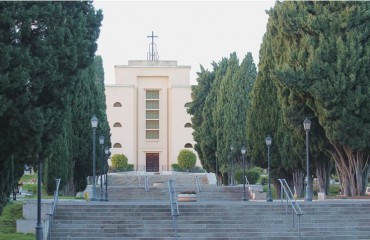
[146,153,159,172]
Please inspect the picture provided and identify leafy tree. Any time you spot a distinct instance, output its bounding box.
[111,154,128,171]
[177,149,197,170]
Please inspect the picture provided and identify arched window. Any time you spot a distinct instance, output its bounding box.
[113,102,122,107]
[184,123,192,128]
[184,102,191,107]
[184,143,193,148]
[113,143,122,148]
[113,122,122,127]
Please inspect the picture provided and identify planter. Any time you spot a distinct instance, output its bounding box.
[178,193,197,202]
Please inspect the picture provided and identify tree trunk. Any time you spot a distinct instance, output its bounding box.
[330,145,369,196]
[292,169,305,198]
[315,159,332,195]
[61,177,75,197]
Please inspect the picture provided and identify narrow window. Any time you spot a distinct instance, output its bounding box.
[146,90,159,139]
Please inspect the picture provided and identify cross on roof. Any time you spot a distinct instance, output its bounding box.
[147,31,159,61]
[147,31,158,43]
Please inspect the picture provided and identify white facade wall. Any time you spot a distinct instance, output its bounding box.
[105,60,198,172]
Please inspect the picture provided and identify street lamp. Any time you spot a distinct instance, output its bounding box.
[36,156,43,240]
[104,146,109,201]
[215,152,218,186]
[265,135,273,202]
[303,117,312,202]
[91,115,98,201]
[230,145,234,185]
[241,146,248,201]
[99,135,104,201]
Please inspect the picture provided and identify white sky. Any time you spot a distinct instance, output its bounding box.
[93,1,275,85]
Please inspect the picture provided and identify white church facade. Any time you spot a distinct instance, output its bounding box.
[105,59,198,172]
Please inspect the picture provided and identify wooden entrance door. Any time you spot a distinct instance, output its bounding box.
[146,153,159,172]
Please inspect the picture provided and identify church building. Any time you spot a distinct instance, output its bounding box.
[105,32,198,172]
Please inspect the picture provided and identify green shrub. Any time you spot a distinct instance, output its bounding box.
[177,149,196,170]
[234,169,260,184]
[126,164,134,171]
[191,166,206,173]
[171,164,184,172]
[251,167,264,174]
[111,154,128,171]
[260,176,267,185]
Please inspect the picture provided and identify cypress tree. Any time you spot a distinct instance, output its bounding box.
[0,1,103,207]
[269,1,370,196]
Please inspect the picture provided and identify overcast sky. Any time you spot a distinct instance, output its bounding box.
[93,1,275,85]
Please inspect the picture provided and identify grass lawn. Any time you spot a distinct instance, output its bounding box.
[0,202,34,240]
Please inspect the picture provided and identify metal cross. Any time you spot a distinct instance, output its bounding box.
[147,31,158,60]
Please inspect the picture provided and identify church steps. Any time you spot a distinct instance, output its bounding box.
[51,201,370,240]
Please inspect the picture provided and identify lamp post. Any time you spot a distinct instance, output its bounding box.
[91,115,98,201]
[104,146,109,201]
[36,158,43,240]
[265,135,273,202]
[99,135,104,201]
[303,117,312,202]
[230,145,234,186]
[215,152,218,186]
[241,146,248,201]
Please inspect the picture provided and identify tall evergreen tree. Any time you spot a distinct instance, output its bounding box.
[188,66,215,169]
[269,1,370,196]
[0,1,103,207]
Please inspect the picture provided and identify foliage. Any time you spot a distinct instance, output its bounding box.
[329,185,341,196]
[171,164,184,172]
[111,154,128,171]
[126,164,134,171]
[266,1,370,196]
[0,1,107,209]
[177,149,197,170]
[188,53,257,184]
[234,169,260,184]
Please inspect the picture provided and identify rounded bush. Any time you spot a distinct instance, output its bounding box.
[111,154,128,171]
[177,149,196,170]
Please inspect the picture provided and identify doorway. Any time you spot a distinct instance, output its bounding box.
[146,153,159,172]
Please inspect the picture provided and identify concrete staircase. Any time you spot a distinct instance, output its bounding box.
[51,201,370,239]
[102,173,250,202]
[51,175,370,239]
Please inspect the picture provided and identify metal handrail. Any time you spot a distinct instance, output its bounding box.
[245,176,250,187]
[195,176,201,192]
[168,179,179,239]
[144,175,149,192]
[47,178,61,240]
[278,179,303,239]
